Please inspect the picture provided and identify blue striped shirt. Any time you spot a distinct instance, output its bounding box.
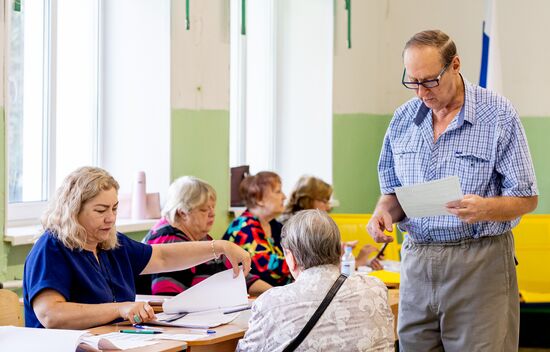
[378,77,538,243]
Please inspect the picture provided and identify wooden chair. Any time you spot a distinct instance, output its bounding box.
[0,289,23,326]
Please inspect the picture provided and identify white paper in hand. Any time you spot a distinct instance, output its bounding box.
[162,267,248,314]
[395,176,464,218]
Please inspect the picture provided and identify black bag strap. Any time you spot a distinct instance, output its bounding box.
[282,274,348,352]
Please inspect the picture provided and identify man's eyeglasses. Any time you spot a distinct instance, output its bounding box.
[402,62,450,90]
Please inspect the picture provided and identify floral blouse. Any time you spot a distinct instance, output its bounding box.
[237,265,395,351]
[222,210,292,287]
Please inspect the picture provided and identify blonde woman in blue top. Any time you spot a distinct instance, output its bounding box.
[23,167,251,329]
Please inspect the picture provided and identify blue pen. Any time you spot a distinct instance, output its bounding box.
[186,329,216,334]
[133,324,164,332]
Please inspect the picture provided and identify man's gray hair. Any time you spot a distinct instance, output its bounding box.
[281,209,341,270]
[403,29,457,66]
[162,176,216,223]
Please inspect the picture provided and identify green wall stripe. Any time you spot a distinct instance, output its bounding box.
[333,114,549,214]
[521,117,550,214]
[171,109,231,238]
[333,114,392,213]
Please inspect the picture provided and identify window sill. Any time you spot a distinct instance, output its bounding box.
[4,218,160,246]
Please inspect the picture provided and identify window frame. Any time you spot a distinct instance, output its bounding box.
[6,0,101,225]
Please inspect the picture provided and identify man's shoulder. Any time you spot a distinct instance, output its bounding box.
[394,97,422,119]
[467,82,517,123]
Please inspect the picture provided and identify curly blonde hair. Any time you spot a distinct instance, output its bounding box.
[41,166,120,250]
[281,176,332,221]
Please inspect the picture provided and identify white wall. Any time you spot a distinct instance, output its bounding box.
[101,0,171,201]
[171,0,230,110]
[333,0,550,117]
[275,0,333,194]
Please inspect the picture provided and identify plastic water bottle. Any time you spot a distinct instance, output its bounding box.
[341,246,355,276]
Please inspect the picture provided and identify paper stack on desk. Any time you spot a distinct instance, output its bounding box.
[152,267,249,328]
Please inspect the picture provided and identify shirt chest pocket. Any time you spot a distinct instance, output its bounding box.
[393,143,423,186]
[446,150,493,194]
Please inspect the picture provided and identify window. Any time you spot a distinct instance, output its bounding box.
[229,1,333,191]
[7,0,100,224]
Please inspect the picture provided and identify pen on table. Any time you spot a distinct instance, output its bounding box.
[133,324,164,332]
[120,329,162,334]
[223,305,252,314]
[185,329,216,334]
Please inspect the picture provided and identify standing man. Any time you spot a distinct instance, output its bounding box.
[367,29,538,351]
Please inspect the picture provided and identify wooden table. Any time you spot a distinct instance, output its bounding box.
[88,310,250,352]
[369,270,400,289]
[388,288,399,340]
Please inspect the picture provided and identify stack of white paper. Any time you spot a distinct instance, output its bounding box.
[0,326,86,352]
[162,267,248,313]
[80,332,159,350]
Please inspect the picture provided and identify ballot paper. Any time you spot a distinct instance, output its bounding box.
[0,326,87,352]
[394,176,464,218]
[154,310,241,329]
[162,267,248,313]
[152,267,249,328]
[80,332,159,350]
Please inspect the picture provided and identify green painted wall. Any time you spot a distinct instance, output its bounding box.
[171,109,231,238]
[522,117,550,214]
[332,113,549,214]
[333,114,392,213]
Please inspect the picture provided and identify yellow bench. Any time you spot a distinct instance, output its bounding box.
[514,214,550,302]
[330,214,401,261]
[330,213,550,302]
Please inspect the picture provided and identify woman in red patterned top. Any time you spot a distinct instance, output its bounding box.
[223,171,292,286]
[143,176,272,296]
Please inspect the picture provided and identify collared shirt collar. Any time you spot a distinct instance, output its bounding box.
[413,74,476,128]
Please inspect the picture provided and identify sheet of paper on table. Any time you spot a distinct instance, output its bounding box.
[0,326,87,352]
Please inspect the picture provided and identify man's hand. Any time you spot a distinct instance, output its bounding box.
[366,212,395,243]
[446,194,490,224]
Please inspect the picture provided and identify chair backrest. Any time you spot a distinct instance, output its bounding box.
[135,274,152,295]
[230,165,250,207]
[0,289,23,326]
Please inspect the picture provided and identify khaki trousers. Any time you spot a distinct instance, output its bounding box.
[398,231,519,352]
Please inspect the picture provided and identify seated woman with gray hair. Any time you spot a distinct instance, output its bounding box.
[237,209,395,352]
[280,175,385,270]
[143,176,272,296]
[23,167,251,329]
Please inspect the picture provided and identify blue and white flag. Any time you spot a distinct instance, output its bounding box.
[479,0,502,94]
